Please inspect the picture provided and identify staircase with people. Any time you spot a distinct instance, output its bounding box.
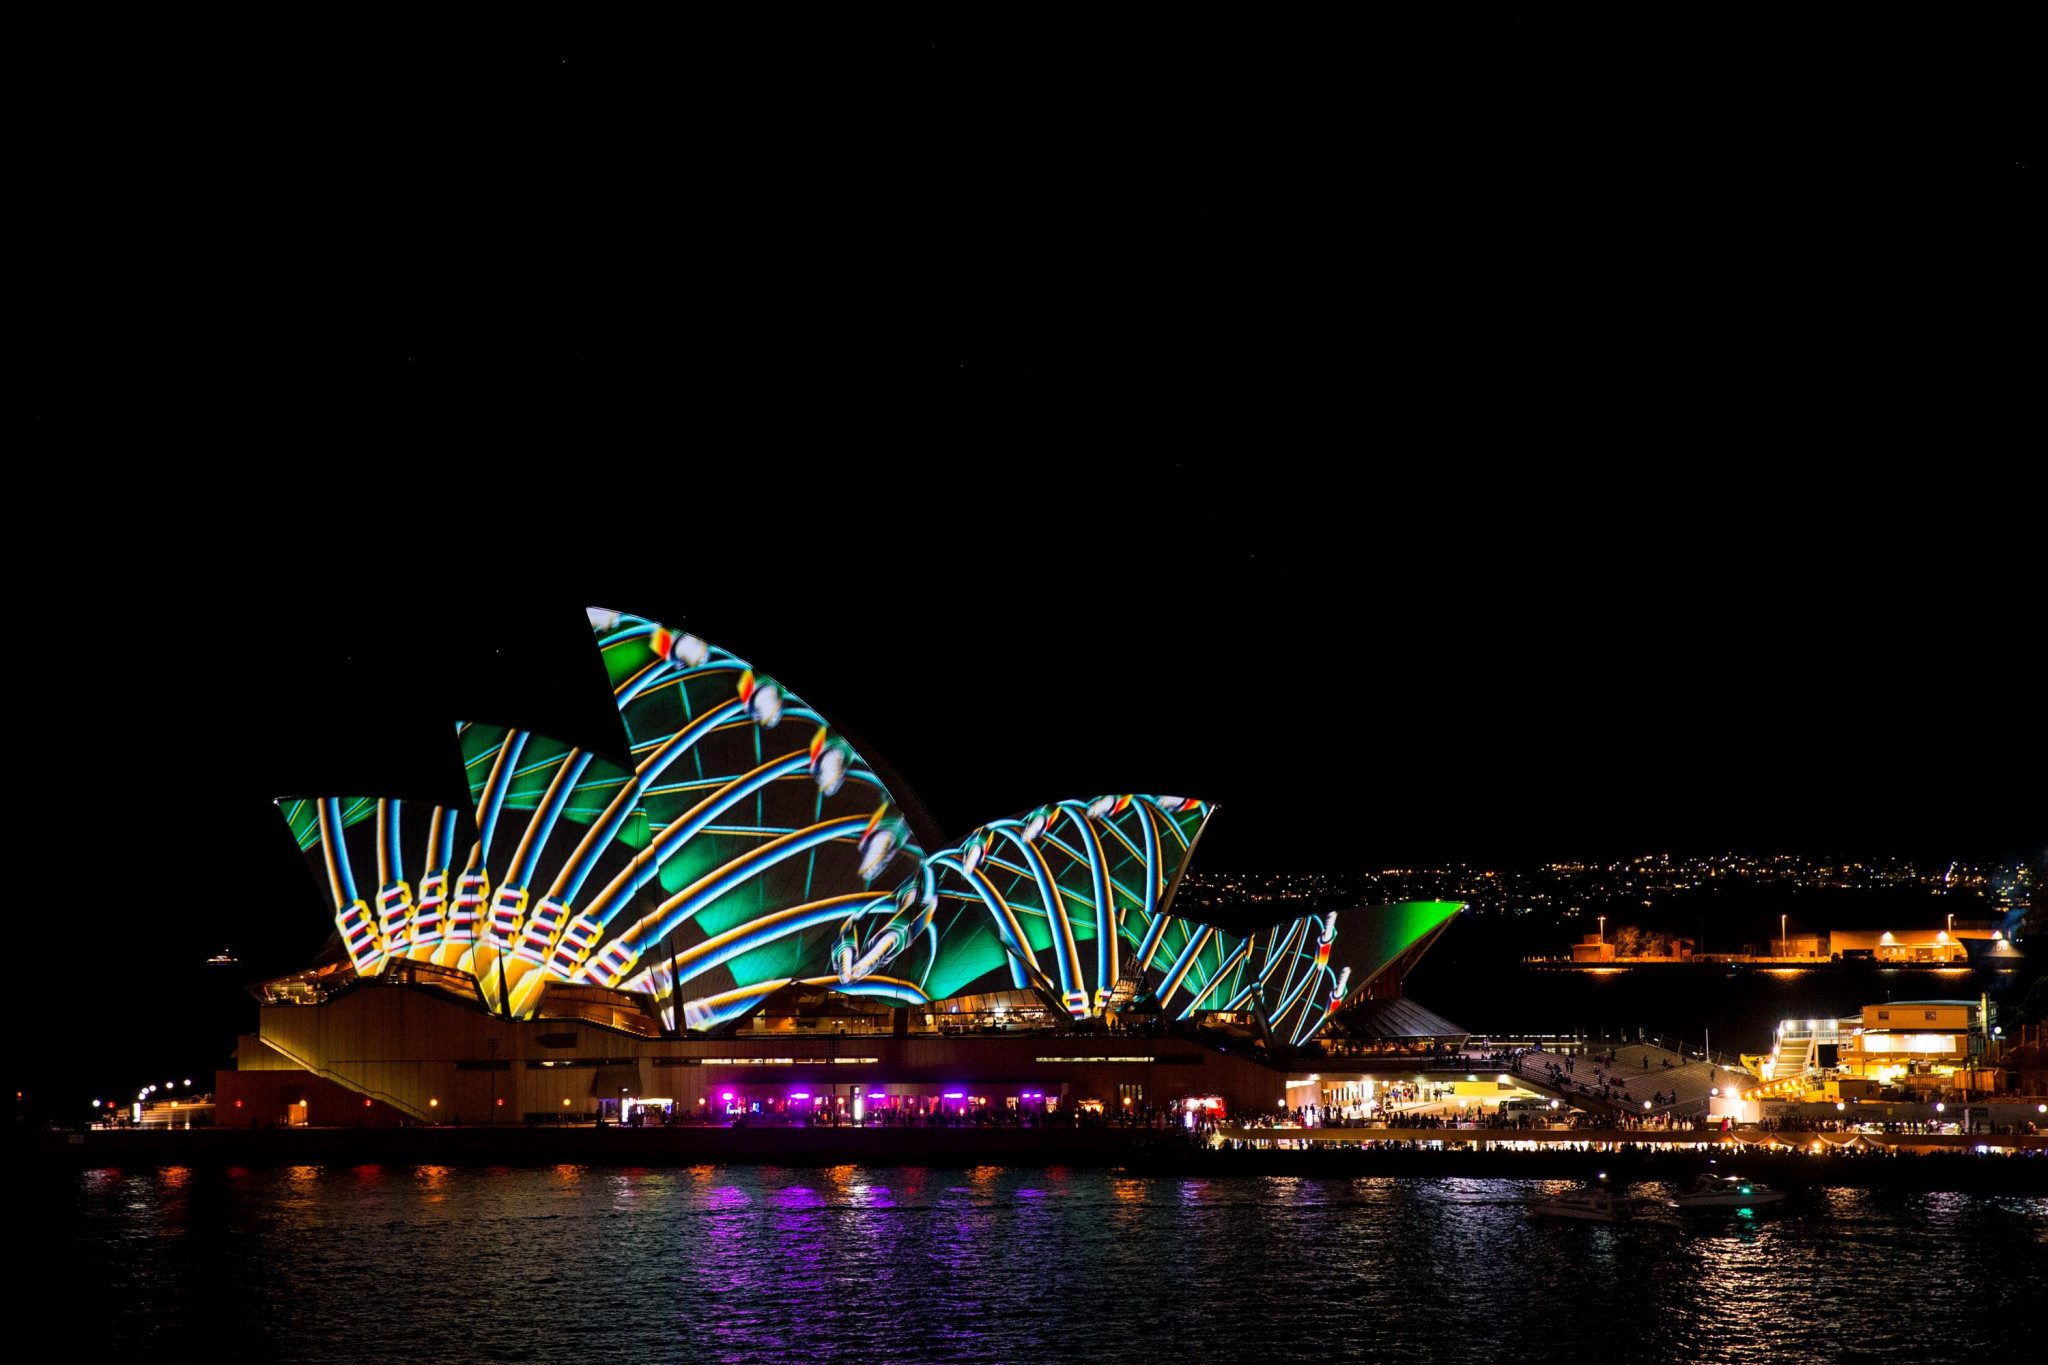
[1488,1042,1737,1121]
[1601,1042,1741,1118]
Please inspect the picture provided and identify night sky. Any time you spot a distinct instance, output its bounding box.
[18,31,2033,1107]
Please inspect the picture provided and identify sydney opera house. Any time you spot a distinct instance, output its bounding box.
[221,609,1464,1127]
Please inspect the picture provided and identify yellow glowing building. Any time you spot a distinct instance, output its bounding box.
[1742,999,1989,1102]
[1842,1000,1982,1083]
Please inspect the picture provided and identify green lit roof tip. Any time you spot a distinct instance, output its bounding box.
[1332,900,1463,990]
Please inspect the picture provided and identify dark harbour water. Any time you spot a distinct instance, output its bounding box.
[35,1164,2045,1363]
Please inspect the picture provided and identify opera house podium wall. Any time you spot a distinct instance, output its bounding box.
[224,978,1292,1126]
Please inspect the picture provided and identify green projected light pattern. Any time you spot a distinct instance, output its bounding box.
[831,795,1216,1016]
[275,796,472,976]
[446,608,922,1024]
[1338,899,1463,987]
[270,608,1461,1046]
[1259,900,1465,1045]
[827,809,1462,1044]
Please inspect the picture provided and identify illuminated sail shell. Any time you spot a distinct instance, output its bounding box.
[833,794,1267,1019]
[836,805,1462,1038]
[447,610,921,1025]
[275,797,475,976]
[270,606,1451,1046]
[1274,899,1464,1043]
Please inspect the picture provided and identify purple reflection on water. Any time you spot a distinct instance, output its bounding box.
[702,1184,752,1212]
[776,1185,826,1212]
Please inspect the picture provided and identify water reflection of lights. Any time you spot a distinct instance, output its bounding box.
[774,1183,825,1212]
[1685,1200,1781,1350]
[703,1183,752,1211]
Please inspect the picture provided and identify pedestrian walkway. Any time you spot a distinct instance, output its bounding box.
[1496,1049,1624,1115]
[1599,1044,1741,1115]
[1500,1044,1737,1117]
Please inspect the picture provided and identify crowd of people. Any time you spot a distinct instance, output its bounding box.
[1291,1104,1717,1134]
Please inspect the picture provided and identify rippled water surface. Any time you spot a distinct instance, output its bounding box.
[38,1164,2045,1362]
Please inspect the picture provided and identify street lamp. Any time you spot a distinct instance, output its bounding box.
[1597,915,1605,943]
[1780,914,1787,955]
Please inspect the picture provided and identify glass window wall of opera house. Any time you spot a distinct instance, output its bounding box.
[221,608,1464,1127]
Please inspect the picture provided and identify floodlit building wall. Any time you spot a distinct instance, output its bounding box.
[257,984,1290,1123]
[213,1068,415,1128]
[1829,929,1970,963]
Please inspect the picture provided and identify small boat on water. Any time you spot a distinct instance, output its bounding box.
[1529,1185,1620,1222]
[1667,1173,1787,1209]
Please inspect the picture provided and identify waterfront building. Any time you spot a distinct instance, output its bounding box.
[1843,1000,1986,1082]
[1569,933,1614,963]
[1830,928,1973,964]
[226,608,1464,1126]
[1746,999,1994,1102]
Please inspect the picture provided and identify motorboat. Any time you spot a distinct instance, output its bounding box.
[1667,1173,1787,1209]
[1528,1185,1620,1221]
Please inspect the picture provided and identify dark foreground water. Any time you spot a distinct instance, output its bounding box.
[36,1164,2044,1363]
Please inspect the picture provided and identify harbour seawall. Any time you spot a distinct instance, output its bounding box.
[31,1126,2048,1190]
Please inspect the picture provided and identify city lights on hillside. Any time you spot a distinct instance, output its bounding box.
[1176,852,2033,922]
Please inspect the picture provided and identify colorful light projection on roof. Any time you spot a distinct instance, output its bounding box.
[445,609,924,1022]
[828,794,1224,1016]
[275,797,475,976]
[823,793,1462,1041]
[271,607,1457,1045]
[1248,900,1461,1045]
